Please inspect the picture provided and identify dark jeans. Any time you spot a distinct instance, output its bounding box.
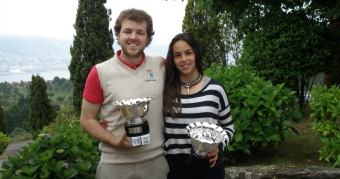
[166,154,225,179]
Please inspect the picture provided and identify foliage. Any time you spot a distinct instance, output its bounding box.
[3,94,29,134]
[52,77,69,86]
[200,0,332,37]
[200,0,340,88]
[1,81,73,127]
[205,63,303,163]
[0,119,100,179]
[239,10,338,109]
[309,85,340,167]
[182,0,241,68]
[0,101,7,134]
[6,104,25,134]
[8,128,28,139]
[69,0,114,115]
[0,132,11,155]
[8,127,32,143]
[42,104,78,135]
[0,82,12,96]
[28,75,56,134]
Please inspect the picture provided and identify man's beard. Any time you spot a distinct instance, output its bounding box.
[121,46,143,59]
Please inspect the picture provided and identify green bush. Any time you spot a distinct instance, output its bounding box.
[0,120,100,178]
[42,104,78,134]
[0,132,11,155]
[205,64,303,163]
[8,127,27,138]
[8,127,32,142]
[310,85,340,167]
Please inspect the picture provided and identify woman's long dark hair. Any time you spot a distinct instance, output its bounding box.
[163,33,204,118]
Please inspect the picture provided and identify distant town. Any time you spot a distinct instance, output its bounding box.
[0,36,71,74]
[0,36,167,75]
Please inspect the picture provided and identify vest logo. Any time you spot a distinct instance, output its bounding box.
[147,70,153,78]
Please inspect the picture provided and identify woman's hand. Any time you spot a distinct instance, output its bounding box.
[99,120,108,128]
[206,147,219,168]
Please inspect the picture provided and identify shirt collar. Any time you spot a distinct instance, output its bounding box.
[116,50,145,70]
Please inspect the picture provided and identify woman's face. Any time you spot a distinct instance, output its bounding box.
[172,40,197,79]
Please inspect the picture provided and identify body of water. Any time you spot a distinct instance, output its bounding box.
[0,71,70,83]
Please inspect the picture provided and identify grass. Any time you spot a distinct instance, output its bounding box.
[226,108,329,168]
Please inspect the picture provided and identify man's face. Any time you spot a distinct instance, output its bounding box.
[117,19,149,61]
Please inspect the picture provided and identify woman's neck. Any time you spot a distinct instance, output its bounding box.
[180,71,200,83]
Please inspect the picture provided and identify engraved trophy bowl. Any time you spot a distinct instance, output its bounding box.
[113,97,153,146]
[186,122,228,168]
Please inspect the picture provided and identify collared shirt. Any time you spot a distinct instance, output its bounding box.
[116,50,145,70]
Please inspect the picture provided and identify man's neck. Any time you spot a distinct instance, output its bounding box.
[116,50,145,70]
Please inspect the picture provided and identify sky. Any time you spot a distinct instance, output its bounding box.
[0,0,188,46]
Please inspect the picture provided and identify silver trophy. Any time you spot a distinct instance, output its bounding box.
[113,97,153,146]
[186,122,228,168]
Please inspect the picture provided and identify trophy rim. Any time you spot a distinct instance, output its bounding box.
[112,97,154,120]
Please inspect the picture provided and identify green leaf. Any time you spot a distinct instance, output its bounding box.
[234,133,243,142]
[22,165,40,175]
[39,171,51,179]
[289,110,303,122]
[78,160,92,171]
[40,149,54,163]
[63,168,78,179]
[54,160,65,171]
[281,120,292,127]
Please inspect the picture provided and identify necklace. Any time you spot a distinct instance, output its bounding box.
[180,74,202,94]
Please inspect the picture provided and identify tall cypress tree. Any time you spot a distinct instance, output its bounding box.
[0,101,7,134]
[182,0,237,69]
[28,75,56,133]
[69,0,114,114]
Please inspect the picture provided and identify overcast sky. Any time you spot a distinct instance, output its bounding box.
[0,0,188,45]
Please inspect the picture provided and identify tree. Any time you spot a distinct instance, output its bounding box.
[239,10,337,109]
[201,0,340,85]
[28,75,56,133]
[56,96,64,102]
[0,82,12,95]
[13,87,19,94]
[182,0,230,68]
[6,104,21,134]
[310,0,340,87]
[69,0,114,114]
[52,76,61,86]
[0,101,7,134]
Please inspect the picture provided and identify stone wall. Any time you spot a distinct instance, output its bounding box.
[225,165,340,179]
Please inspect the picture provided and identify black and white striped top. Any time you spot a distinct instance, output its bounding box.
[163,77,234,156]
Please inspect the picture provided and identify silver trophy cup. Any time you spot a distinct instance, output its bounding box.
[186,122,228,168]
[113,97,153,146]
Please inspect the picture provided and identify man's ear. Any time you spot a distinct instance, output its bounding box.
[117,37,120,45]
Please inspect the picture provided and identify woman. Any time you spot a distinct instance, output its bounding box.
[163,33,234,179]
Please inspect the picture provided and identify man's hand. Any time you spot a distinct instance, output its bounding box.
[206,147,219,168]
[111,131,134,149]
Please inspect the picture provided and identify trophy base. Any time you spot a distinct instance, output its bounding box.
[189,148,212,168]
[128,134,151,146]
[125,119,150,137]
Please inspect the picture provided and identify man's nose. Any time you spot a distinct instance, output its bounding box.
[130,31,137,39]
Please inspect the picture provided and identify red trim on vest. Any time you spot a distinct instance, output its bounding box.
[116,50,145,70]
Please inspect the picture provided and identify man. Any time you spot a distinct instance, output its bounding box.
[80,8,168,179]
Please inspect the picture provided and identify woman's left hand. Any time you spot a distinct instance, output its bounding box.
[206,147,219,168]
